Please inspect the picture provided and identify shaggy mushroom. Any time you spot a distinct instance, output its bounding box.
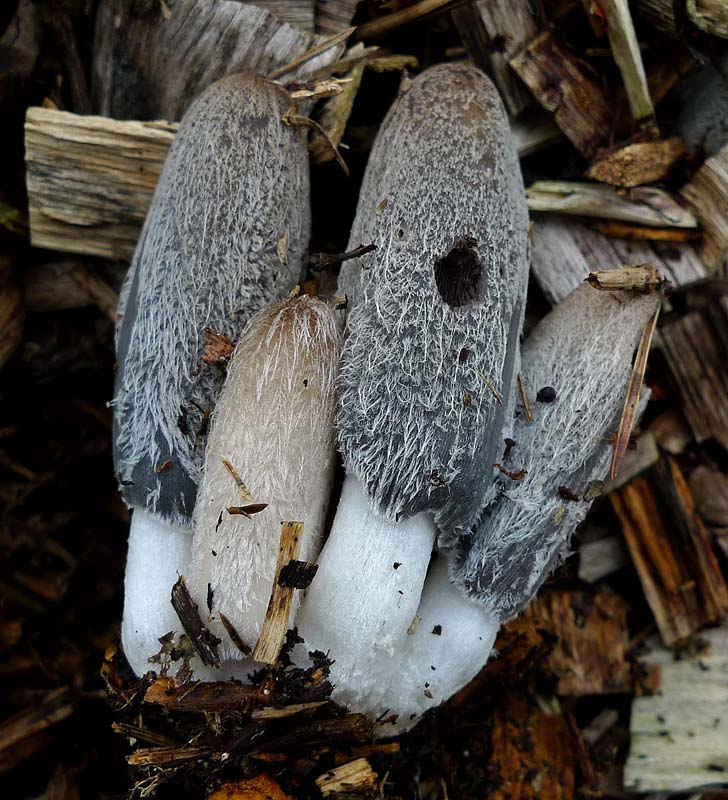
[115,74,310,676]
[296,65,661,730]
[188,294,342,664]
[297,62,528,723]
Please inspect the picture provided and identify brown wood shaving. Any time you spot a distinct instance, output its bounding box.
[610,303,660,480]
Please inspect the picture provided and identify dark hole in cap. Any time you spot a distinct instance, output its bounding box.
[434,236,483,308]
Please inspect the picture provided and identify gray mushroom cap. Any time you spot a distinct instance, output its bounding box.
[337,63,530,537]
[113,74,310,525]
[452,285,661,620]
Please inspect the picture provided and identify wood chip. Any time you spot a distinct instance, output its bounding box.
[611,457,728,647]
[488,696,577,800]
[277,560,318,589]
[202,328,235,366]
[661,299,728,449]
[25,108,176,260]
[511,30,613,159]
[252,521,304,664]
[527,181,698,228]
[681,142,728,270]
[315,757,378,796]
[587,264,670,293]
[624,626,728,793]
[144,676,271,712]
[528,590,631,695]
[170,576,221,668]
[588,138,684,188]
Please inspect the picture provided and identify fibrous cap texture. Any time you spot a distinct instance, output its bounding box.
[453,285,661,619]
[337,63,530,538]
[190,295,342,661]
[113,74,310,525]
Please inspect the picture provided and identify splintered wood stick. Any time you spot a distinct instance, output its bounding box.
[610,303,660,480]
[587,265,671,293]
[252,520,305,664]
[170,576,221,668]
[315,757,378,797]
[144,676,271,712]
[355,0,462,40]
[598,0,656,127]
[527,181,698,228]
[269,26,354,79]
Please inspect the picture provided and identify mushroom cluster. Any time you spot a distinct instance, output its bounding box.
[115,64,660,732]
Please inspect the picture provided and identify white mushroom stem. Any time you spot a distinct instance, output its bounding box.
[121,510,191,676]
[296,475,498,733]
[189,296,342,662]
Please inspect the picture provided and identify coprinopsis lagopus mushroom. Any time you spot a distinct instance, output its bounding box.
[114,74,311,676]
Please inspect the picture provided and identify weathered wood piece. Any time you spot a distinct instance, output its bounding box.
[611,457,728,646]
[25,108,176,261]
[488,697,577,800]
[93,0,340,120]
[587,138,684,187]
[527,181,698,227]
[625,626,728,793]
[315,758,378,796]
[241,1,315,31]
[578,533,629,582]
[681,143,728,270]
[689,463,728,530]
[598,0,656,127]
[315,0,360,34]
[529,591,631,695]
[252,521,305,665]
[171,576,221,668]
[530,217,705,306]
[687,0,728,36]
[511,30,613,158]
[355,0,460,40]
[661,298,728,449]
[144,676,270,712]
[451,0,537,117]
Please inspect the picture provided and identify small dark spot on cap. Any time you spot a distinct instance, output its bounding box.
[431,665,436,671]
[211,549,217,557]
[432,625,442,635]
[459,348,470,363]
[393,562,401,570]
[303,379,308,387]
[537,386,557,403]
[398,590,403,595]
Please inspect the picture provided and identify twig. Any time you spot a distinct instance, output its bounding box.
[610,303,660,480]
[221,456,253,502]
[269,27,355,80]
[355,0,464,41]
[252,521,304,664]
[517,373,533,422]
[309,243,376,270]
[472,367,503,405]
[170,576,221,668]
[283,107,350,176]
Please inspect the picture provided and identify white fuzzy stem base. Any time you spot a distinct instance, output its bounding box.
[121,509,192,676]
[296,475,498,733]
